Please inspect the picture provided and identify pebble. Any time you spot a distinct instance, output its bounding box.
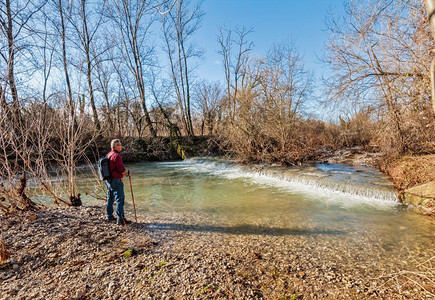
[0,206,433,299]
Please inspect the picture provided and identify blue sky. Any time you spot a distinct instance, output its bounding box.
[195,0,345,84]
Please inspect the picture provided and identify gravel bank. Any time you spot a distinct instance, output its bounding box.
[1,206,433,299]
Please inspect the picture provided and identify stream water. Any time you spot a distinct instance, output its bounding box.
[43,158,435,264]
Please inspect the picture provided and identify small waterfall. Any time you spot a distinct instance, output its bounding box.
[177,158,398,205]
[255,169,397,202]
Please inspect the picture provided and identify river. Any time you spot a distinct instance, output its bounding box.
[71,158,434,254]
[41,158,434,283]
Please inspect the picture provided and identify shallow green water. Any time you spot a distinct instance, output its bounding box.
[41,158,435,258]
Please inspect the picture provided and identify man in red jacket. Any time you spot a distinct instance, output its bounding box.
[106,139,130,225]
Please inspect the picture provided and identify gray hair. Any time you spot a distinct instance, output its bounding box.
[111,139,121,149]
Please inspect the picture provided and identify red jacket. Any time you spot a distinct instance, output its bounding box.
[107,150,126,179]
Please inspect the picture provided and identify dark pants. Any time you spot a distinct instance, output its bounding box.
[106,178,125,222]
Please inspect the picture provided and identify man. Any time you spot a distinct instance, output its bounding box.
[106,139,131,225]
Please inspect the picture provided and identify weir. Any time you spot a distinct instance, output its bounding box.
[178,158,398,206]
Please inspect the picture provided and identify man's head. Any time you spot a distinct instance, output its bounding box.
[111,139,122,152]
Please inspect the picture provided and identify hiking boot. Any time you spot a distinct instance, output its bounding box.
[107,216,116,222]
[117,218,132,225]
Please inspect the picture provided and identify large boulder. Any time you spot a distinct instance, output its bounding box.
[403,181,435,207]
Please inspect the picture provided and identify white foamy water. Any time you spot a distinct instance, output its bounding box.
[160,158,398,209]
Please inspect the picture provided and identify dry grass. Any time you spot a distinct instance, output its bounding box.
[382,154,435,190]
[375,247,435,298]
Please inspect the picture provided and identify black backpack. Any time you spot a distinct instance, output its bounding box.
[98,153,115,181]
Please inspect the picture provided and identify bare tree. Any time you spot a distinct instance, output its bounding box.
[162,0,204,137]
[93,39,117,133]
[217,39,314,164]
[0,108,47,213]
[1,0,20,117]
[149,68,181,138]
[0,0,45,120]
[30,6,56,105]
[47,94,99,205]
[107,0,157,137]
[194,80,223,135]
[112,56,138,136]
[324,0,434,155]
[65,0,107,133]
[0,0,50,212]
[217,26,232,119]
[94,58,115,132]
[217,25,254,121]
[258,41,313,154]
[53,0,76,129]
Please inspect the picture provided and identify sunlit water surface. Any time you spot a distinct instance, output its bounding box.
[39,158,434,262]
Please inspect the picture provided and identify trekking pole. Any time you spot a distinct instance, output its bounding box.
[128,171,138,223]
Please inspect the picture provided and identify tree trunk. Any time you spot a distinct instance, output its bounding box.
[424,0,435,112]
[58,0,75,123]
[132,40,155,137]
[180,37,194,137]
[0,84,6,111]
[82,0,101,132]
[138,84,156,137]
[6,0,21,124]
[102,89,114,132]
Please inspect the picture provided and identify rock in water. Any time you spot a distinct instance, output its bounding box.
[403,181,435,206]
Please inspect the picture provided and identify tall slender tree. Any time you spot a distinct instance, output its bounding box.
[217,25,253,121]
[0,0,44,120]
[162,0,204,137]
[107,0,157,137]
[68,0,105,132]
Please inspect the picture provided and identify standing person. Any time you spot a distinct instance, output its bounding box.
[106,139,131,225]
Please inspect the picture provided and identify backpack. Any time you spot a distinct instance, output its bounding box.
[98,153,115,181]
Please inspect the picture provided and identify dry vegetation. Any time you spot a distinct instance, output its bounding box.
[381,154,435,190]
[212,0,434,167]
[323,0,435,156]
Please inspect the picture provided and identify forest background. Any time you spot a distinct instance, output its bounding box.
[0,0,434,209]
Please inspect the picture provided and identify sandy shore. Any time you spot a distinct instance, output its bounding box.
[1,206,433,299]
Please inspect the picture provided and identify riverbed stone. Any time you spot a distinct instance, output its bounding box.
[0,206,434,299]
[403,181,435,206]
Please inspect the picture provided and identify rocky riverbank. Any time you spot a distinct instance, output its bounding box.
[380,154,435,215]
[1,206,433,299]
